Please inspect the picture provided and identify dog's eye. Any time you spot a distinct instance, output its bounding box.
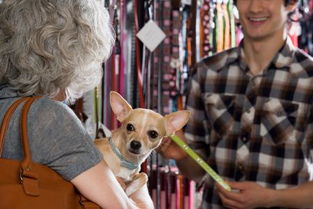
[126,123,135,131]
[148,130,158,139]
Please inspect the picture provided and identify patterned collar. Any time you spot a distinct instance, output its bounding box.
[108,137,139,170]
[232,37,296,74]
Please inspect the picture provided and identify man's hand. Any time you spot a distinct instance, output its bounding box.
[216,181,274,209]
[157,130,188,161]
[157,136,187,160]
[157,131,206,182]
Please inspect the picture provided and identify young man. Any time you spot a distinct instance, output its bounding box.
[159,0,313,208]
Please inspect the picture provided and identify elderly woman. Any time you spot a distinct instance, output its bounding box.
[0,0,153,208]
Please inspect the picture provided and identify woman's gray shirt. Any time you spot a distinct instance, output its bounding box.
[0,85,102,181]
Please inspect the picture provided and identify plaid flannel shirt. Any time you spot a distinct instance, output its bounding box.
[185,38,313,209]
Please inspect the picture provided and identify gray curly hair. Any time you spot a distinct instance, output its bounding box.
[0,0,115,101]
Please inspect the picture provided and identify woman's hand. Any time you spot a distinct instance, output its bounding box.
[216,181,274,209]
[129,183,154,209]
[71,160,148,209]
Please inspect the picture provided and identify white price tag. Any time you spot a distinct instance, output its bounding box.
[136,20,166,52]
[181,0,192,5]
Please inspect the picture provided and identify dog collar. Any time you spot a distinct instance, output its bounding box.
[108,137,139,170]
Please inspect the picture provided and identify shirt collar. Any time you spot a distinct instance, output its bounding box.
[0,83,19,99]
[233,37,296,74]
[271,37,296,69]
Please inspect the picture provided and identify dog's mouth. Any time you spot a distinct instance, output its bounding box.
[128,148,141,155]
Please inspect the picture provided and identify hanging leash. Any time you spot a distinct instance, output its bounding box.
[134,0,145,108]
[228,0,236,48]
[216,0,224,52]
[222,0,231,50]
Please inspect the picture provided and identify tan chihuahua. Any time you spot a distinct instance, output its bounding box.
[95,91,190,196]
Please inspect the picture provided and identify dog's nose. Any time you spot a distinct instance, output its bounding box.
[130,140,141,150]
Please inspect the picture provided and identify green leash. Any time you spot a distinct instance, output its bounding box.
[170,135,231,191]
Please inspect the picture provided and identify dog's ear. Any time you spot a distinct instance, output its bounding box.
[164,110,190,136]
[110,91,133,122]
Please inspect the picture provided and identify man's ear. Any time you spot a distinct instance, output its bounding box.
[110,91,133,122]
[164,110,190,136]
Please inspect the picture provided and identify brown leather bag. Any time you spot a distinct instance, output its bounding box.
[0,97,100,209]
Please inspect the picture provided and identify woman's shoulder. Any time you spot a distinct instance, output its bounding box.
[29,97,80,125]
[33,97,75,115]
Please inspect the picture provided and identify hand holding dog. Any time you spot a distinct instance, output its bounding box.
[216,181,274,209]
[113,175,153,209]
[129,182,154,209]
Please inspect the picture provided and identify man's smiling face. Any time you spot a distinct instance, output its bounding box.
[237,0,294,41]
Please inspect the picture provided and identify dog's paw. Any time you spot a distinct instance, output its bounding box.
[125,173,148,196]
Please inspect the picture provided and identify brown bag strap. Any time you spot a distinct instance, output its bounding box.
[0,97,41,196]
[1,97,101,208]
[0,96,41,196]
[19,96,41,171]
[0,97,30,156]
[18,96,42,196]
